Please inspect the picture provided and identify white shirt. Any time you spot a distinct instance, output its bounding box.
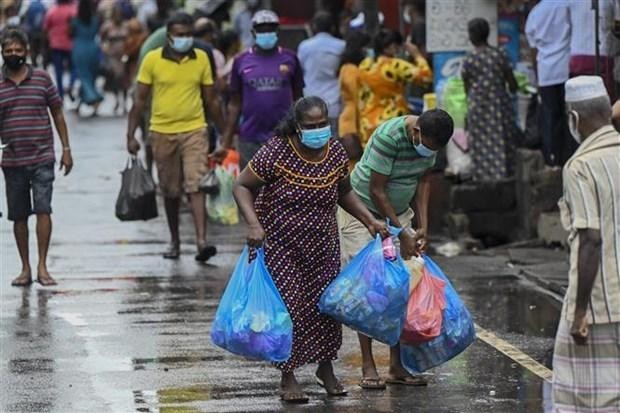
[525,1,571,86]
[297,32,345,118]
[568,0,620,57]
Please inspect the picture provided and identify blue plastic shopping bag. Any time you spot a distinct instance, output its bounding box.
[319,234,410,346]
[400,255,476,373]
[211,247,293,362]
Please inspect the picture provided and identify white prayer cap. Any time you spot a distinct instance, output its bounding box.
[565,76,608,102]
[252,10,279,26]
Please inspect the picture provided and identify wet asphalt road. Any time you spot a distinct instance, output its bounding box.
[1,105,559,412]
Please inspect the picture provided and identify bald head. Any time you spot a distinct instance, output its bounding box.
[194,17,217,40]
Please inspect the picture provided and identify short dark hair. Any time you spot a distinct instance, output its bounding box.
[217,29,240,54]
[1,28,29,50]
[419,109,454,147]
[167,12,194,32]
[274,96,328,138]
[468,18,489,46]
[312,10,333,34]
[373,28,403,56]
[339,30,371,69]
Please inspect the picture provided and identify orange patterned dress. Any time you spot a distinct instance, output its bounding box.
[358,55,432,146]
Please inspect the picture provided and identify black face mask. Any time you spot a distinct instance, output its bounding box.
[3,54,26,70]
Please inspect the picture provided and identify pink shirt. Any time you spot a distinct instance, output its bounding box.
[43,3,77,51]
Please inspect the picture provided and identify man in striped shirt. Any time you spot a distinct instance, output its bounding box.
[0,29,73,287]
[553,76,620,411]
[338,110,453,389]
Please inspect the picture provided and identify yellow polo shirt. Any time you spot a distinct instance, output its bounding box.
[137,47,213,134]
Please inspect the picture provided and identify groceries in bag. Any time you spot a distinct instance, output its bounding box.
[319,234,409,346]
[401,255,476,373]
[401,268,446,345]
[211,247,293,362]
[115,156,158,221]
[207,166,239,225]
[404,255,425,293]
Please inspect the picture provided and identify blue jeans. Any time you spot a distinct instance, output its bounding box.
[50,49,76,99]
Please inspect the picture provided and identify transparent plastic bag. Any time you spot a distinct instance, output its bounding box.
[211,247,293,362]
[401,269,446,345]
[401,255,476,373]
[207,166,239,225]
[319,234,409,346]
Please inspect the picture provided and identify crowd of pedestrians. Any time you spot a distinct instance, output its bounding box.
[0,1,619,411]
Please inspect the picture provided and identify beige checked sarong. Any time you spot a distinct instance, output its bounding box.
[552,317,620,412]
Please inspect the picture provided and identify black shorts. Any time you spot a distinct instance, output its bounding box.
[2,162,55,221]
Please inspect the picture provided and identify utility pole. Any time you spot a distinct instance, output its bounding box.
[362,0,379,35]
[593,0,600,75]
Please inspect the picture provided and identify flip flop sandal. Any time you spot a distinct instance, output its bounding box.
[279,390,309,404]
[11,278,33,287]
[359,377,387,390]
[316,376,348,396]
[385,376,428,386]
[36,277,57,286]
[195,245,217,262]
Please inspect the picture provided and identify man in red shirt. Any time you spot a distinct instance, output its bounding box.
[0,29,73,286]
[42,0,77,100]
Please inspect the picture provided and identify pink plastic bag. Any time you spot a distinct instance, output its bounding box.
[401,269,447,345]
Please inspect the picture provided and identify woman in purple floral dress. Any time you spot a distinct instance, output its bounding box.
[233,96,388,404]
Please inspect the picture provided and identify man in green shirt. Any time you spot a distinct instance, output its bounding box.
[339,109,454,389]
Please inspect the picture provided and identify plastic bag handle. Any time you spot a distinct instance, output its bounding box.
[125,155,138,170]
[387,219,403,237]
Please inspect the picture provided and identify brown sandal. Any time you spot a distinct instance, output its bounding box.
[359,377,387,390]
[36,277,57,286]
[385,376,428,386]
[279,389,309,404]
[11,277,33,287]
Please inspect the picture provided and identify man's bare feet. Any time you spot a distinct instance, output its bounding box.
[36,266,57,286]
[11,269,32,287]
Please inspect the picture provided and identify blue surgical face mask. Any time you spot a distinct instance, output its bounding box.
[170,36,193,53]
[413,132,436,157]
[299,125,332,149]
[255,32,278,50]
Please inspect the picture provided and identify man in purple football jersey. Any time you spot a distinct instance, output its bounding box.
[212,9,304,168]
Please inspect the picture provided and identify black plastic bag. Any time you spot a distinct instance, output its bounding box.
[115,157,158,221]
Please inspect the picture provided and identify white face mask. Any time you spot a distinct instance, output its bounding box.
[568,110,583,144]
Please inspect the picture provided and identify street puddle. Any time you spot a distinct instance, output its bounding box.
[458,276,561,338]
[132,355,225,370]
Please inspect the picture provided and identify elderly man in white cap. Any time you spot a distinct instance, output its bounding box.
[553,75,620,412]
[212,9,304,168]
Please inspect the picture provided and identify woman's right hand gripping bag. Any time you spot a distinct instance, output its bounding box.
[400,255,476,373]
[210,247,293,363]
[319,235,409,346]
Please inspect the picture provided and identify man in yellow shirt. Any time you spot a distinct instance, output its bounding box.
[126,12,224,262]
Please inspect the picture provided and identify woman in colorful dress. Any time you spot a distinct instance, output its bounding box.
[461,18,519,181]
[70,0,103,115]
[233,96,389,404]
[358,28,432,147]
[338,30,371,164]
